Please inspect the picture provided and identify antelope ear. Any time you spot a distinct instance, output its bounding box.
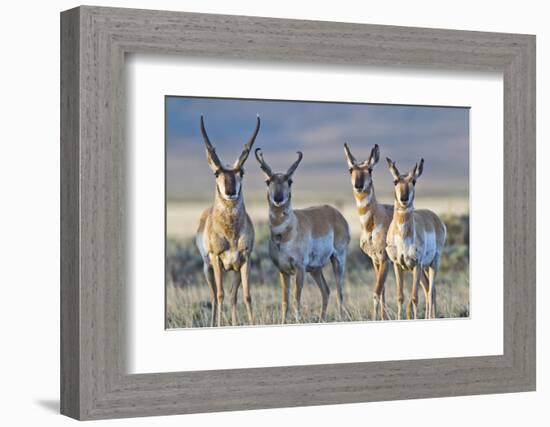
[412,158,424,179]
[343,143,356,169]
[258,169,271,181]
[200,115,223,174]
[205,150,222,174]
[254,147,273,180]
[285,151,303,177]
[386,157,400,180]
[368,144,380,168]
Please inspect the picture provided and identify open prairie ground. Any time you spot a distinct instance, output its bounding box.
[166,196,469,328]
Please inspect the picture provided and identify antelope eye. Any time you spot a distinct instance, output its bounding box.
[288,179,293,186]
[348,168,353,174]
[412,179,416,185]
[393,179,399,185]
[239,170,244,177]
[214,170,220,178]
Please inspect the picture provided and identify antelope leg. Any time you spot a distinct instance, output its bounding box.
[393,263,404,320]
[279,271,291,324]
[293,267,305,323]
[230,271,241,326]
[203,264,217,327]
[240,258,254,325]
[211,256,224,327]
[309,269,330,322]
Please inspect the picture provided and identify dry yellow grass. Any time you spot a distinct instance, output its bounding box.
[166,216,469,328]
[166,266,469,328]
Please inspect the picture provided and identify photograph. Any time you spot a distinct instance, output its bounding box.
[165,96,470,328]
[51,3,539,421]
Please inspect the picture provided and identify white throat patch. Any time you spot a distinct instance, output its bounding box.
[355,192,373,207]
[270,215,292,234]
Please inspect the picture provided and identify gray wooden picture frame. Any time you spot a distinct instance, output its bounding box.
[60,5,536,420]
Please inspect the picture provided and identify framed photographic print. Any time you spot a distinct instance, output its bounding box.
[164,96,470,329]
[61,5,536,420]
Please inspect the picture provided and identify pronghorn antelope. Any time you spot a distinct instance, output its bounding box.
[195,115,260,327]
[255,148,350,323]
[344,143,394,320]
[385,157,446,319]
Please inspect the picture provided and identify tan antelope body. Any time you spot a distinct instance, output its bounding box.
[344,143,394,320]
[255,149,350,323]
[195,116,260,327]
[385,158,446,319]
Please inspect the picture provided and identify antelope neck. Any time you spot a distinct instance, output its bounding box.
[393,203,415,225]
[269,200,294,230]
[355,189,377,215]
[214,187,245,222]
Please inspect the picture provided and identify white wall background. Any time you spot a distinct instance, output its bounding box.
[0,0,545,425]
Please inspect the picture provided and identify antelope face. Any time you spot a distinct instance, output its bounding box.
[386,157,424,209]
[255,149,303,208]
[349,165,373,195]
[214,168,244,201]
[266,174,292,207]
[393,175,416,208]
[199,115,260,202]
[344,143,379,199]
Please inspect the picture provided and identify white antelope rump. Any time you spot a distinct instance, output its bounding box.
[255,148,350,323]
[385,157,446,319]
[195,115,260,327]
[344,143,394,320]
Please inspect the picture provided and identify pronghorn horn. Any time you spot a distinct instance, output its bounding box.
[254,148,273,178]
[343,143,357,168]
[200,116,223,170]
[368,144,380,168]
[386,157,400,180]
[234,115,261,169]
[286,151,303,177]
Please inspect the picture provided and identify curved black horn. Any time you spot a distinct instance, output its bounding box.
[235,116,261,169]
[286,151,303,177]
[200,116,222,168]
[254,147,273,178]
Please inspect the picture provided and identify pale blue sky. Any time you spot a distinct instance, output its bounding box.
[166,96,469,201]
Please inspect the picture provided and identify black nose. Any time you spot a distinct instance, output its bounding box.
[224,174,237,197]
[354,175,365,190]
[400,196,408,203]
[274,192,284,203]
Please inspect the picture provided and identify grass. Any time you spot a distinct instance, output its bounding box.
[166,214,470,328]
